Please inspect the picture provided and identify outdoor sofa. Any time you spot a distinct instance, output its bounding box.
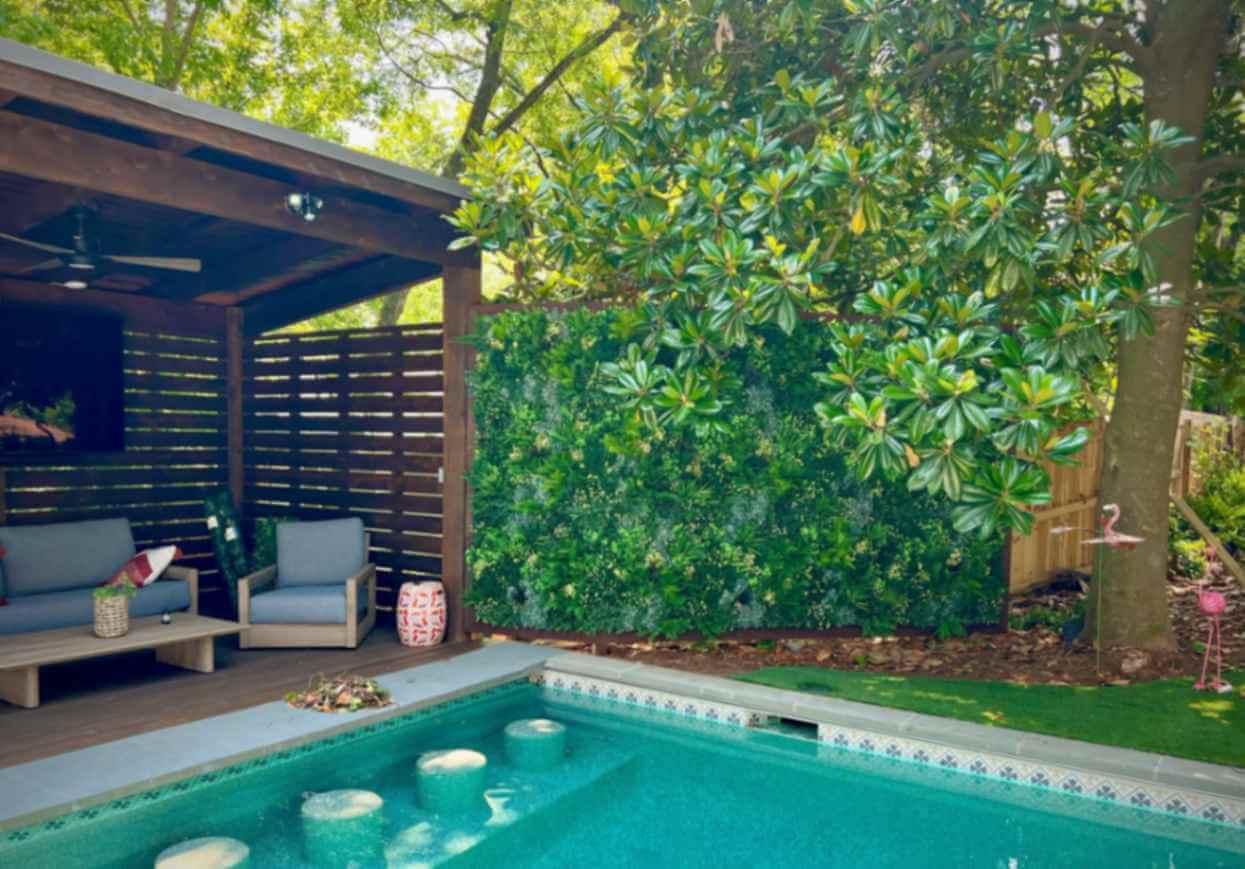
[0,517,197,635]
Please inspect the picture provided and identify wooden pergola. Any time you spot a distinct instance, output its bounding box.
[0,38,480,641]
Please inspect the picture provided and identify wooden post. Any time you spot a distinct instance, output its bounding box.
[226,307,245,511]
[1179,418,1193,498]
[442,261,482,643]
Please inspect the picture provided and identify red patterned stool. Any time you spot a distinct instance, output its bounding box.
[396,581,446,647]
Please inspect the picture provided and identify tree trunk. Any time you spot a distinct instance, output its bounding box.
[1089,0,1228,651]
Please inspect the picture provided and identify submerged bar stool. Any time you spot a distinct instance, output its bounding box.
[155,836,250,868]
[415,749,489,813]
[504,719,567,771]
[301,789,384,866]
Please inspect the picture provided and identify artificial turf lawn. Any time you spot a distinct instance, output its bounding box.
[737,666,1245,768]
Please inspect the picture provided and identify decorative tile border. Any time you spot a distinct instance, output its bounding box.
[539,667,1245,839]
[818,722,1245,833]
[813,737,1245,854]
[536,670,767,728]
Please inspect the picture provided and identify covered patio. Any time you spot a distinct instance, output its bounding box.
[0,36,480,748]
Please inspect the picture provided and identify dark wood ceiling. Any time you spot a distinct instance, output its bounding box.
[0,56,470,335]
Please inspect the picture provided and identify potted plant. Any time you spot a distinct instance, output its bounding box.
[93,580,138,638]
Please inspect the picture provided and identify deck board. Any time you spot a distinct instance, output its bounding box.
[0,631,477,769]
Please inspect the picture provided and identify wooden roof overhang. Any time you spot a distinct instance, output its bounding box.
[0,38,473,336]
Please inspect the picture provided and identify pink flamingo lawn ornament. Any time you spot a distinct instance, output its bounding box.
[1082,503,1144,549]
[1195,548,1232,694]
[1075,503,1145,674]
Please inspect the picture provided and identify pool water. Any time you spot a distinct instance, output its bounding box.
[2,682,1242,868]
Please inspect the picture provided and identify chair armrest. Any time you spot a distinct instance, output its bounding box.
[163,564,199,615]
[237,565,277,625]
[344,563,377,609]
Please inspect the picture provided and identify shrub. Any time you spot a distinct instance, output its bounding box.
[1170,426,1245,567]
[465,308,1004,639]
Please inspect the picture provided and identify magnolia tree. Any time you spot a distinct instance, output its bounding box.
[450,0,1245,651]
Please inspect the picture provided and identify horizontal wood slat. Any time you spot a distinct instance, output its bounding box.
[2,329,231,602]
[246,353,444,377]
[243,324,446,612]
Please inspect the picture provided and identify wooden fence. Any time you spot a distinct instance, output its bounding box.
[242,324,446,616]
[0,326,230,605]
[1005,422,1105,592]
[1007,410,1244,592]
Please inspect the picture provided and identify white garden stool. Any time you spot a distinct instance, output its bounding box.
[396,581,447,647]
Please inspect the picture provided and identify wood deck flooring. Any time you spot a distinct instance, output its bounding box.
[0,629,477,768]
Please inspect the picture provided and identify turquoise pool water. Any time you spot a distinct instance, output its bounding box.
[2,681,1242,867]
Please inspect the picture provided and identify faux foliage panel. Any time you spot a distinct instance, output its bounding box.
[466,308,1003,638]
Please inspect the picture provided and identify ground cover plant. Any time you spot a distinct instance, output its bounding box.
[466,307,1002,639]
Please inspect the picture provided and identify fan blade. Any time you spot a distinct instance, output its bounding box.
[0,232,73,255]
[18,258,66,273]
[104,255,202,273]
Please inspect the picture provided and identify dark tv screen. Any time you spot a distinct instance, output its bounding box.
[1,304,125,453]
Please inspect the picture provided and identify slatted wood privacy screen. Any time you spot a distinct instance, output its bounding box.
[0,328,230,600]
[242,324,445,615]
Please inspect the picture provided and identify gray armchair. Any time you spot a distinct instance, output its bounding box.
[237,518,375,649]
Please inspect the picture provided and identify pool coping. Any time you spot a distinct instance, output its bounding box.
[0,641,563,833]
[541,652,1245,828]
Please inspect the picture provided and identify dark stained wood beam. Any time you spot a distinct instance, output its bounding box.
[0,276,225,336]
[0,111,471,266]
[0,178,82,234]
[241,256,440,336]
[198,249,376,306]
[0,59,462,214]
[440,259,482,644]
[152,237,359,303]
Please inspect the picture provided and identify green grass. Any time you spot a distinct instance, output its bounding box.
[737,667,1245,768]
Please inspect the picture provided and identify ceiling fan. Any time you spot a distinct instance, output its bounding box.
[0,208,201,288]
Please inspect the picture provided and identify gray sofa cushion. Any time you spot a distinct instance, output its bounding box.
[0,518,136,597]
[249,585,366,625]
[0,579,191,636]
[276,518,365,587]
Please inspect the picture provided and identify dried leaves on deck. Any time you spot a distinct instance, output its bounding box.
[286,674,393,713]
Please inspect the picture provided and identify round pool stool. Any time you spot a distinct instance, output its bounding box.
[504,718,567,772]
[415,748,488,813]
[300,789,384,866]
[155,836,250,868]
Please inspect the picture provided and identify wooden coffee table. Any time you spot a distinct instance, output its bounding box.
[0,615,247,708]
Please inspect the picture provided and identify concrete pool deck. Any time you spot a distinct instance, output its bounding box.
[0,641,563,831]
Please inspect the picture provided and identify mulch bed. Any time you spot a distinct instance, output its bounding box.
[527,571,1243,688]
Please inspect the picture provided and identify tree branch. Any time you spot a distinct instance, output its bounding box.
[490,13,626,138]
[1198,153,1245,183]
[166,1,205,91]
[908,18,1149,86]
[443,0,515,179]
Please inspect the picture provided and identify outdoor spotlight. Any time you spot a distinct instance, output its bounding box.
[286,191,324,222]
[63,279,88,290]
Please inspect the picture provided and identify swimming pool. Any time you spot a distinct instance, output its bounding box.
[2,680,1242,867]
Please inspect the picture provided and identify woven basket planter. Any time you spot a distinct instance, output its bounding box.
[94,595,130,638]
